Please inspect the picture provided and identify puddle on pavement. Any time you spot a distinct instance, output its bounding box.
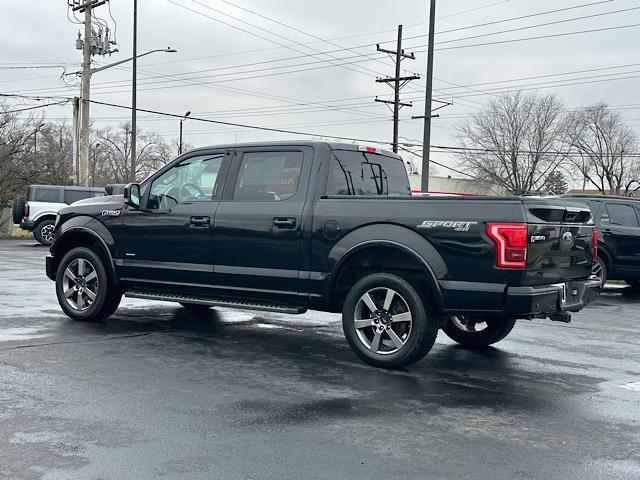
[0,326,54,342]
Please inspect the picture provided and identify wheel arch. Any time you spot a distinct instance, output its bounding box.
[52,218,118,284]
[327,224,446,312]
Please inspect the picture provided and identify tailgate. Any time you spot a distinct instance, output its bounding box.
[523,200,594,285]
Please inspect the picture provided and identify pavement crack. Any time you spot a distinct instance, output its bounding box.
[0,332,156,351]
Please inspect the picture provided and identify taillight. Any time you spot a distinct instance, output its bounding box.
[23,205,29,218]
[487,223,528,269]
[593,229,598,259]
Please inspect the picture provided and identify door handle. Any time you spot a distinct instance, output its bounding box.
[189,216,211,228]
[273,217,297,229]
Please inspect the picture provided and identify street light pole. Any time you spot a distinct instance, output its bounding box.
[179,110,191,155]
[130,0,138,183]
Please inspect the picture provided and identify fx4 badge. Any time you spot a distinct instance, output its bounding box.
[417,220,478,232]
[531,235,546,243]
[101,209,121,217]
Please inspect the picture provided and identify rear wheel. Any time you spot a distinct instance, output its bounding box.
[592,256,607,287]
[342,273,438,369]
[34,219,56,246]
[55,247,121,322]
[442,316,517,349]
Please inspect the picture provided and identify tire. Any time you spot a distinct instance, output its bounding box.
[179,302,212,312]
[55,246,121,322]
[34,219,56,246]
[12,198,25,224]
[442,316,517,349]
[592,256,607,287]
[342,273,438,369]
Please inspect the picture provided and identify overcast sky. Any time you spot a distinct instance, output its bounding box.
[2,0,640,176]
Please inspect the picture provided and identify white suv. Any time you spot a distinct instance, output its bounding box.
[14,185,106,245]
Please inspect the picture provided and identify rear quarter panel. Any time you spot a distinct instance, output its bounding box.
[311,197,527,305]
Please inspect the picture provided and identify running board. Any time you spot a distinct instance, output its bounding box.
[125,291,307,314]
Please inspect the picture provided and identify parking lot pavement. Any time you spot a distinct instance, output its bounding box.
[0,239,638,480]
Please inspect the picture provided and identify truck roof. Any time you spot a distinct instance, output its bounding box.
[28,185,105,192]
[562,194,640,202]
[185,141,401,159]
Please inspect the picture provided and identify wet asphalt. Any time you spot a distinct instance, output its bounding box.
[0,239,638,480]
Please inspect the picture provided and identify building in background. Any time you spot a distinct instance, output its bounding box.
[408,174,506,195]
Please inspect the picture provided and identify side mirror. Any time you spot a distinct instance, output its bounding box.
[123,183,141,209]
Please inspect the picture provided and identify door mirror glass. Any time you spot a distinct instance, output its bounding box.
[124,183,141,209]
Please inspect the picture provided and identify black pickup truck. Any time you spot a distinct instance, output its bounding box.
[46,142,600,368]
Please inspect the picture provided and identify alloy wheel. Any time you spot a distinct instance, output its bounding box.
[62,258,99,311]
[592,259,605,286]
[353,287,412,355]
[41,224,55,243]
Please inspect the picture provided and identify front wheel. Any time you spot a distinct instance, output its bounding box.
[55,247,121,322]
[342,273,438,369]
[442,316,517,349]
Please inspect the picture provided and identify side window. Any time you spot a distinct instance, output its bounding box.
[33,188,60,203]
[147,154,224,210]
[64,190,92,204]
[606,203,639,227]
[65,190,102,204]
[233,151,303,201]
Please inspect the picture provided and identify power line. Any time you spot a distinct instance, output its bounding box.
[1,100,70,114]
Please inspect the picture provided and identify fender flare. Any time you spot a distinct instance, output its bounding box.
[327,223,447,310]
[52,217,118,283]
[32,211,58,225]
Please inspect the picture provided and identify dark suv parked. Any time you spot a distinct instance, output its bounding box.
[564,194,640,288]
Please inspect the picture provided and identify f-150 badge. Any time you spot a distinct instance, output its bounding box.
[101,210,121,217]
[417,220,478,232]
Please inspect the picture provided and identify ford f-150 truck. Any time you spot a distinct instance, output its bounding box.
[45,142,600,368]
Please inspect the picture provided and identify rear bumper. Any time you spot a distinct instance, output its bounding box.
[20,221,34,231]
[505,278,601,316]
[439,277,601,318]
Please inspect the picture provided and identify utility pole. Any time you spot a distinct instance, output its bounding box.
[375,25,420,154]
[130,0,138,182]
[421,0,437,192]
[69,0,117,186]
[79,1,93,187]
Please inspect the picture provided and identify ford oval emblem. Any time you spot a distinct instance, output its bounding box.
[561,231,574,246]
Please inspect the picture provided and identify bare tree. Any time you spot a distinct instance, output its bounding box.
[565,103,639,195]
[455,91,568,195]
[96,123,173,183]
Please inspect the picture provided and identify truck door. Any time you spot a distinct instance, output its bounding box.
[599,201,640,271]
[120,150,230,287]
[212,146,313,302]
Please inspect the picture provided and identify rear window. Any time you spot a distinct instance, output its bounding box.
[64,190,102,205]
[326,150,411,196]
[30,187,60,203]
[601,203,639,227]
